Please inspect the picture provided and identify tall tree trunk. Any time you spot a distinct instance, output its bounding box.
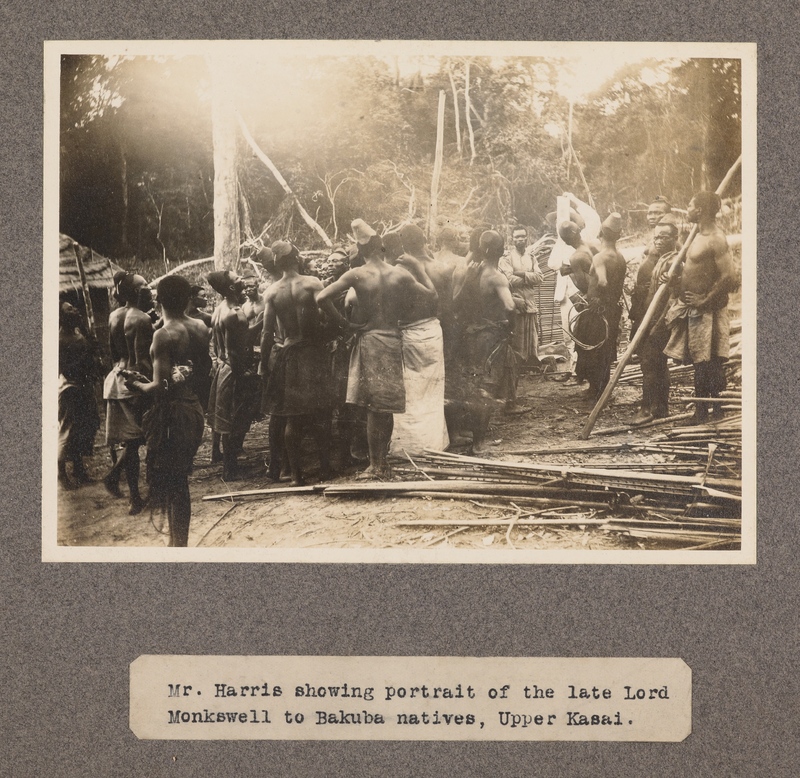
[428,90,446,239]
[211,58,240,270]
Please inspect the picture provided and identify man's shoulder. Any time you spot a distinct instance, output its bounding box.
[222,305,246,324]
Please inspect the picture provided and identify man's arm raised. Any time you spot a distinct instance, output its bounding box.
[396,254,438,303]
[315,270,355,329]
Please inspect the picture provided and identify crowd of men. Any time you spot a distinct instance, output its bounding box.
[57,189,737,545]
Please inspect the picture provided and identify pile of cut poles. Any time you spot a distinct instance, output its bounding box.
[204,416,742,551]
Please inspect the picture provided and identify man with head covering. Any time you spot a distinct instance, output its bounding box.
[633,215,681,424]
[499,226,544,371]
[316,219,437,479]
[126,275,209,547]
[102,272,151,514]
[58,301,100,489]
[451,230,517,452]
[206,269,258,480]
[260,241,340,485]
[387,223,450,456]
[572,213,627,401]
[664,192,736,423]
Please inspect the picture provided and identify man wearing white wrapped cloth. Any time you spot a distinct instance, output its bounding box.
[388,223,450,457]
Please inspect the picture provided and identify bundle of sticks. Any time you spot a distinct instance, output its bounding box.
[204,414,742,549]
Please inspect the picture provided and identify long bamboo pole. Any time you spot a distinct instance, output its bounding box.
[72,243,97,340]
[579,154,742,439]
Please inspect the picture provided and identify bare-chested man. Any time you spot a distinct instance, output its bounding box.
[316,219,437,478]
[558,220,594,298]
[664,191,735,423]
[206,270,258,480]
[452,230,516,452]
[127,275,210,546]
[389,222,449,455]
[103,272,151,514]
[572,213,627,401]
[555,220,594,386]
[261,241,339,485]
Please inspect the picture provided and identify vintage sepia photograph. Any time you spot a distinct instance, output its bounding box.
[43,40,756,562]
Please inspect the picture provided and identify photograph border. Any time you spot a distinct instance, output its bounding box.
[43,38,757,564]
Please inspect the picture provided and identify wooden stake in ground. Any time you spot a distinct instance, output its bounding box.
[71,242,96,340]
[580,154,743,439]
[428,90,446,240]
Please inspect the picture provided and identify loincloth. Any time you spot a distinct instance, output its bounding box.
[58,375,99,459]
[143,387,205,514]
[346,329,405,413]
[574,302,621,386]
[663,300,730,364]
[207,361,259,436]
[265,339,333,416]
[390,318,449,455]
[459,320,518,403]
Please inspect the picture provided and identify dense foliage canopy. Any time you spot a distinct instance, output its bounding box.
[60,52,742,266]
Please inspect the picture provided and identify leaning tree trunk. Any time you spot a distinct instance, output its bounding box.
[211,58,240,271]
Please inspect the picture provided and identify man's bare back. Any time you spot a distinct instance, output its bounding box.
[588,247,627,307]
[567,245,594,294]
[322,262,428,331]
[108,307,128,364]
[265,274,325,343]
[212,300,251,373]
[478,264,515,322]
[124,308,154,377]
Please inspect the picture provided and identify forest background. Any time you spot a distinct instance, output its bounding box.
[59,52,742,274]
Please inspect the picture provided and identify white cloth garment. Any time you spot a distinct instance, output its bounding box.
[389,317,449,457]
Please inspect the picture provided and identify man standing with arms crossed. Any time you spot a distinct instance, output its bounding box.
[316,219,437,479]
[499,226,543,371]
[664,192,736,423]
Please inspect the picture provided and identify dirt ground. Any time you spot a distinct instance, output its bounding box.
[57,366,727,554]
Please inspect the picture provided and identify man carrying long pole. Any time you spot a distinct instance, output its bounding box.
[580,155,742,439]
